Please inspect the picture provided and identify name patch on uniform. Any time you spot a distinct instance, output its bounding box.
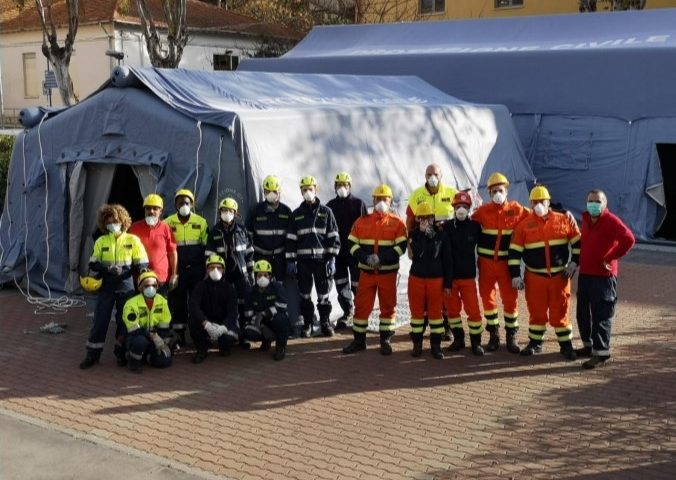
[505,210,516,217]
[279,214,289,219]
[101,247,110,252]
[256,216,267,221]
[154,307,163,313]
[192,225,201,230]
[318,213,327,218]
[266,295,276,300]
[124,244,132,249]
[441,198,451,202]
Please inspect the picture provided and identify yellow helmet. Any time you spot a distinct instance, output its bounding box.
[263,175,281,192]
[143,193,164,209]
[174,188,195,204]
[219,197,238,212]
[415,202,435,218]
[334,172,352,184]
[79,276,102,293]
[299,176,317,188]
[487,172,510,189]
[205,254,226,268]
[529,185,551,201]
[137,270,159,289]
[372,183,393,198]
[253,259,273,274]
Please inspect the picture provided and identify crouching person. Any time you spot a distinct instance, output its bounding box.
[122,271,172,374]
[243,260,290,361]
[190,255,240,364]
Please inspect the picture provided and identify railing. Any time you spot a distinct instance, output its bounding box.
[0,109,22,129]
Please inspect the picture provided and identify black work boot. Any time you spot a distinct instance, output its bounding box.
[447,328,466,352]
[259,339,272,352]
[342,332,367,354]
[410,332,423,357]
[379,332,393,356]
[520,340,543,356]
[113,344,128,367]
[301,317,313,338]
[583,355,610,369]
[320,320,334,337]
[273,342,286,361]
[442,316,452,342]
[486,329,500,352]
[430,333,444,360]
[192,350,208,364]
[506,328,521,354]
[576,346,592,357]
[559,340,577,361]
[79,352,100,370]
[335,315,349,331]
[128,359,143,374]
[470,334,484,356]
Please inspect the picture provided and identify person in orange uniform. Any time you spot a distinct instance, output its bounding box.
[471,172,529,353]
[508,185,581,361]
[407,202,452,359]
[443,192,485,356]
[342,184,408,356]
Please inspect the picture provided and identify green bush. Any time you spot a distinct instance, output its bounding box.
[0,135,15,212]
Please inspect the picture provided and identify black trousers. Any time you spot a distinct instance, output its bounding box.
[576,274,617,357]
[297,260,332,325]
[86,289,133,359]
[334,254,359,316]
[168,265,204,333]
[126,333,173,368]
[190,318,239,355]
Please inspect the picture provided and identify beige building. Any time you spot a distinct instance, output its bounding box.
[356,0,676,23]
[0,0,297,121]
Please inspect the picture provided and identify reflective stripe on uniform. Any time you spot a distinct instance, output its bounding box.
[256,229,286,236]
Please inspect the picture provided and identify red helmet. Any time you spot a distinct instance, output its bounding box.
[452,191,472,207]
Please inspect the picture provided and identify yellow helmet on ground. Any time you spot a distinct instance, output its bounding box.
[335,172,352,184]
[263,175,281,192]
[487,172,510,189]
[174,189,195,203]
[415,202,435,217]
[529,185,551,201]
[205,254,226,268]
[299,176,317,188]
[143,193,164,209]
[137,270,159,289]
[80,276,102,293]
[372,183,393,198]
[219,197,238,212]
[253,259,273,274]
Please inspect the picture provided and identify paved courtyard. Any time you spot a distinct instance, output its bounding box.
[1,248,675,479]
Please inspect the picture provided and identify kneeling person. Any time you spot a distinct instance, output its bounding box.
[122,271,173,374]
[190,255,240,363]
[243,260,290,361]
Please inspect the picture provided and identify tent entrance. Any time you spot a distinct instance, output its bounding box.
[107,164,144,222]
[655,144,676,241]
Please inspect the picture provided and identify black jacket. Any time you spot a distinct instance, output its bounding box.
[326,194,367,257]
[243,281,287,321]
[206,220,254,285]
[190,277,239,334]
[286,198,340,262]
[408,229,453,288]
[246,201,293,256]
[443,218,481,280]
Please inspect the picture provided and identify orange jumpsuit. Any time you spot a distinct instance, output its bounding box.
[508,212,581,344]
[471,201,529,332]
[348,211,408,335]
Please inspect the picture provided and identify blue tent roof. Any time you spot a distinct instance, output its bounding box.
[240,9,676,120]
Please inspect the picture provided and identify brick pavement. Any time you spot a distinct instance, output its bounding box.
[0,249,675,479]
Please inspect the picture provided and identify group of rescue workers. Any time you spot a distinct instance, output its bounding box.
[78,164,635,374]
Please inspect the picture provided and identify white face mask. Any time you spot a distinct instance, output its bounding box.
[256,276,270,288]
[336,186,349,198]
[302,190,316,203]
[455,207,468,221]
[178,205,191,217]
[426,175,439,188]
[143,286,157,298]
[106,223,121,234]
[208,269,223,281]
[492,192,506,205]
[534,202,549,217]
[220,211,235,223]
[265,191,279,204]
[145,215,159,227]
[374,201,389,213]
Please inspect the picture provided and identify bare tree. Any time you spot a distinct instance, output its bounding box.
[134,0,189,67]
[355,0,419,23]
[15,0,80,105]
[581,0,647,11]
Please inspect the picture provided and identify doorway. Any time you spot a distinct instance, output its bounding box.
[107,164,144,222]
[655,144,676,241]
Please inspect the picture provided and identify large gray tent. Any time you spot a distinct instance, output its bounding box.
[0,68,532,295]
[240,9,676,241]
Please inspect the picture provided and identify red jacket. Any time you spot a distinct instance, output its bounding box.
[579,209,635,277]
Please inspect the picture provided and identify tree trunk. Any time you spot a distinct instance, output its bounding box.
[51,58,77,106]
[136,0,189,68]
